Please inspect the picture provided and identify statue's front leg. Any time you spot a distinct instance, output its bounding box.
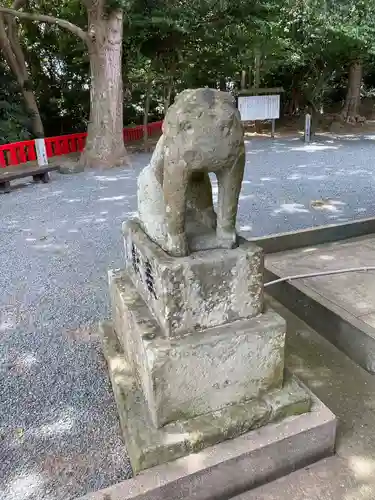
[216,145,246,249]
[163,159,189,257]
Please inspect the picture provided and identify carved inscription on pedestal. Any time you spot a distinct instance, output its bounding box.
[127,239,157,300]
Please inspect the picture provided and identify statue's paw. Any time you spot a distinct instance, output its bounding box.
[216,229,238,249]
[166,233,189,257]
[201,209,217,229]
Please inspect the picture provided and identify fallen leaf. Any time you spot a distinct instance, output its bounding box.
[15,427,24,439]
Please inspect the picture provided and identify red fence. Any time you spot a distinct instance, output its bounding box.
[0,121,163,168]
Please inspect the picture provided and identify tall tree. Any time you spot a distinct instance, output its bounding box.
[328,0,375,120]
[0,56,31,143]
[0,0,128,167]
[0,0,44,137]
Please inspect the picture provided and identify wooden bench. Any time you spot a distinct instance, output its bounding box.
[0,164,60,193]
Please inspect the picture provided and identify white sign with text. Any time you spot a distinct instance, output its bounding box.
[238,94,280,121]
[35,138,48,166]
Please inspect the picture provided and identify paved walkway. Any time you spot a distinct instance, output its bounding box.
[235,296,375,499]
[2,135,375,500]
[267,234,375,328]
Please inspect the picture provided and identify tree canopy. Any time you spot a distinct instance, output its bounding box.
[1,0,375,145]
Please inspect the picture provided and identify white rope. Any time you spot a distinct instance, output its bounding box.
[264,266,375,287]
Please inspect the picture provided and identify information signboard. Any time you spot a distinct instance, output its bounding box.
[238,94,280,121]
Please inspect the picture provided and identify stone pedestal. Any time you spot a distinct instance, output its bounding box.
[122,219,264,337]
[102,220,316,474]
[110,269,286,428]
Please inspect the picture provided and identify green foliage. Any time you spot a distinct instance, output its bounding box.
[3,0,375,143]
[260,0,375,111]
[0,60,31,144]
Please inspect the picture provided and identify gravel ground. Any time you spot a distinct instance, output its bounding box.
[1,135,375,500]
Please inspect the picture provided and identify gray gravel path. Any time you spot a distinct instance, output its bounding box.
[1,135,375,500]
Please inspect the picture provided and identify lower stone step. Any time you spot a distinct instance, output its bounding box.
[78,344,336,500]
[230,456,361,499]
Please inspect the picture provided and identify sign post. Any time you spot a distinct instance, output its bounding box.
[236,87,283,138]
[35,138,48,166]
[305,114,311,143]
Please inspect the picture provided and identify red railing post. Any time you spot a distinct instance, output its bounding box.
[9,144,19,165]
[0,120,163,168]
[0,146,7,168]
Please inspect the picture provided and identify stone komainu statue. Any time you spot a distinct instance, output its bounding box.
[138,88,246,257]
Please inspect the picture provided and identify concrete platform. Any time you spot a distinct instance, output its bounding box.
[78,361,335,500]
[78,291,375,500]
[265,234,375,373]
[237,296,375,499]
[252,218,375,374]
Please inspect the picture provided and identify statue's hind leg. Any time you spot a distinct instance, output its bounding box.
[188,172,217,229]
[215,144,246,249]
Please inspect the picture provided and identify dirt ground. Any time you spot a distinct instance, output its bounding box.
[244,116,375,140]
[128,118,375,149]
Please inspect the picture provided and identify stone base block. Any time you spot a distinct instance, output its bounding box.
[78,388,335,500]
[122,219,264,337]
[100,321,312,474]
[109,269,286,428]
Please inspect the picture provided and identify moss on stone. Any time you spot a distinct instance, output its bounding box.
[100,321,312,474]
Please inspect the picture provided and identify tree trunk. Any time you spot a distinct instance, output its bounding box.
[219,77,226,91]
[164,77,173,117]
[81,8,128,168]
[0,13,44,138]
[254,48,262,134]
[341,60,363,121]
[22,87,44,137]
[254,49,261,89]
[286,87,300,115]
[240,70,246,90]
[143,75,152,152]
